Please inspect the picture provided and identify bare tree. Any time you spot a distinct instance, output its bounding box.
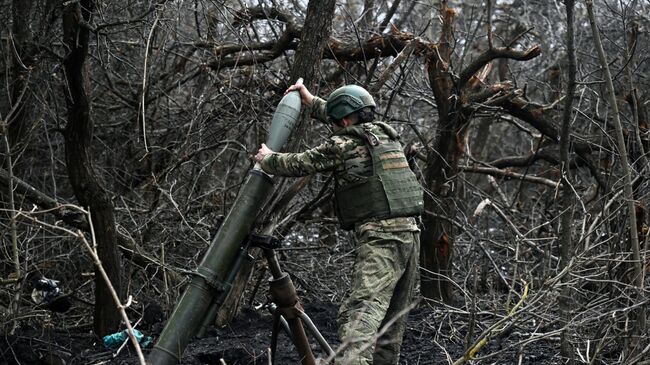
[62,0,121,336]
[419,0,541,302]
[559,0,577,362]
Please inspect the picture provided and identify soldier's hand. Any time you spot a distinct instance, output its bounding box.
[285,83,314,106]
[254,143,274,162]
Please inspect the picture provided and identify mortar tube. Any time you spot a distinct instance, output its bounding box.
[148,78,303,365]
[147,169,274,365]
[197,246,252,338]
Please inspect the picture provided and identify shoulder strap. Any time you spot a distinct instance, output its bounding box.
[372,121,400,141]
[333,122,399,142]
[333,124,381,147]
[335,122,398,139]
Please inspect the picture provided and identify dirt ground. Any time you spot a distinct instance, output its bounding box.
[2,229,565,364]
[2,296,561,365]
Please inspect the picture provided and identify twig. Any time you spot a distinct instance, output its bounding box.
[82,210,146,365]
[3,131,20,335]
[140,10,161,153]
[452,282,530,365]
[460,165,559,188]
[368,39,418,94]
[0,170,182,282]
[559,1,577,361]
[113,317,143,357]
[475,199,559,262]
[379,0,402,31]
[486,0,493,49]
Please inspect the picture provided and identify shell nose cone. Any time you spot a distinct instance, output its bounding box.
[266,89,302,151]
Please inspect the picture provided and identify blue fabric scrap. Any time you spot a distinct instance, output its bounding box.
[103,329,153,348]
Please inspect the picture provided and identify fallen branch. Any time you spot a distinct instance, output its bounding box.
[453,282,530,365]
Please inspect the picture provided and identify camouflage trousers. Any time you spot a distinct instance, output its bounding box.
[337,219,420,365]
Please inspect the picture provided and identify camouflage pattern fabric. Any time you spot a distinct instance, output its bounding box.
[338,222,419,365]
[261,122,407,191]
[308,96,329,122]
[260,102,421,364]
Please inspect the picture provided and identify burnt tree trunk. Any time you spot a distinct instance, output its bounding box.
[420,3,458,303]
[419,1,542,303]
[62,0,122,337]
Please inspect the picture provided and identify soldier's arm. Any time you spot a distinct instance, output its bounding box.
[284,83,327,123]
[308,96,328,123]
[259,137,348,177]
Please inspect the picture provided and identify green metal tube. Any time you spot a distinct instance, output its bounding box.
[147,169,273,364]
[197,247,252,338]
[147,78,303,365]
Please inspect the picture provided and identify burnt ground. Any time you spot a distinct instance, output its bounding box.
[2,297,561,365]
[2,229,567,364]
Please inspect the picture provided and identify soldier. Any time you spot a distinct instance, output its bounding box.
[254,83,423,365]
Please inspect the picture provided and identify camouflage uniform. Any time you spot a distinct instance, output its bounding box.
[260,96,420,365]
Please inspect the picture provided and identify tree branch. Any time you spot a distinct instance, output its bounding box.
[460,165,558,187]
[459,46,541,90]
[233,6,297,26]
[206,30,419,71]
[499,97,606,188]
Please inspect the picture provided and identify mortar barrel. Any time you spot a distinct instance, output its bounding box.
[147,79,302,364]
[147,169,274,364]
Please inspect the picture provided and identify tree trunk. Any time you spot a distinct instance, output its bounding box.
[215,0,336,326]
[289,0,336,87]
[418,1,542,303]
[62,0,122,337]
[420,3,457,303]
[286,0,336,152]
[8,0,34,158]
[586,0,645,353]
[559,1,576,363]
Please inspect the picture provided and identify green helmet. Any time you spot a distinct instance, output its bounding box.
[326,85,376,121]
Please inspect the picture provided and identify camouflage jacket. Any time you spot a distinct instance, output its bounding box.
[260,97,419,233]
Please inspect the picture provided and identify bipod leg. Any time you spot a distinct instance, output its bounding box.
[268,300,293,364]
[297,310,335,357]
[264,248,316,365]
[270,311,281,364]
[267,303,334,358]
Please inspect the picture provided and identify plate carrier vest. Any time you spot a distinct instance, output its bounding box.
[333,122,424,230]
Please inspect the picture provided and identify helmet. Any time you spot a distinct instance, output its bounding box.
[326,85,376,121]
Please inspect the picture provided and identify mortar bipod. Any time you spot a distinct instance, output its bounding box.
[266,302,335,359]
[249,234,333,364]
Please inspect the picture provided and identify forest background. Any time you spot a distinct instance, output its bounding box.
[1,0,649,364]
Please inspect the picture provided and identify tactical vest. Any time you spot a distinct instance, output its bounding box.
[333,122,424,230]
